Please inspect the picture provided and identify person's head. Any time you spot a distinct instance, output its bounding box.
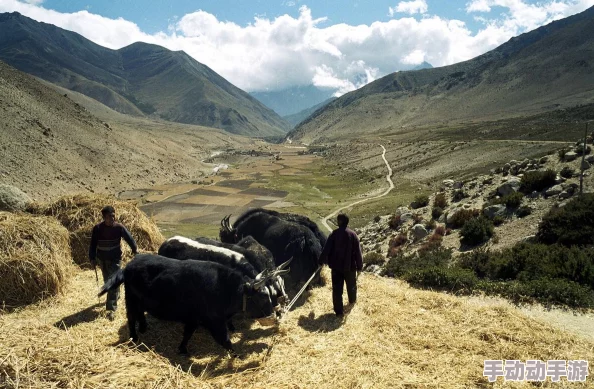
[336,213,349,228]
[101,206,116,226]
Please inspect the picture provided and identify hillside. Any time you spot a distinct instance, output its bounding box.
[290,6,594,144]
[283,97,335,128]
[0,12,290,137]
[0,60,251,201]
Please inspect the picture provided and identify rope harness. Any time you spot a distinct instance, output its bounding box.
[279,265,321,319]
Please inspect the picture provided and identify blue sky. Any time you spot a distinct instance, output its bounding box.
[1,0,593,93]
[39,0,482,34]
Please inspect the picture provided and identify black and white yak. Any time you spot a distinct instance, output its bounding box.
[98,253,286,355]
[219,208,326,288]
[157,235,289,313]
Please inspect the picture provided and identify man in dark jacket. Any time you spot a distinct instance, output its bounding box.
[89,205,137,320]
[319,213,363,316]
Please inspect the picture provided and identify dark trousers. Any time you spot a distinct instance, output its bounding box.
[98,257,121,311]
[331,269,357,315]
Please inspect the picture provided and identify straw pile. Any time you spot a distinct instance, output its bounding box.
[0,212,73,308]
[1,267,593,388]
[28,194,164,267]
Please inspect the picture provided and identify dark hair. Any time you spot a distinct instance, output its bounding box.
[101,205,115,216]
[337,213,349,227]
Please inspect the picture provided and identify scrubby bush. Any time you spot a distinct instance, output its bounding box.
[383,246,452,278]
[520,169,556,194]
[405,267,479,293]
[560,166,575,179]
[452,190,468,202]
[460,216,494,246]
[447,209,480,229]
[373,215,381,223]
[413,213,423,224]
[487,192,524,209]
[411,194,430,209]
[493,216,505,226]
[434,193,448,209]
[424,219,437,231]
[432,207,444,220]
[477,279,594,309]
[363,252,385,266]
[516,206,532,218]
[435,225,446,236]
[388,214,401,230]
[419,233,443,254]
[558,148,568,161]
[537,194,594,246]
[387,233,408,257]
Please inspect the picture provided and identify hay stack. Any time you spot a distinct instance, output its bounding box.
[0,212,73,308]
[28,194,164,267]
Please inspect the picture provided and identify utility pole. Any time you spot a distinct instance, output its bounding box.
[580,121,590,196]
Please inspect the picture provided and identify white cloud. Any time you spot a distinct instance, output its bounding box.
[389,0,429,16]
[0,0,593,96]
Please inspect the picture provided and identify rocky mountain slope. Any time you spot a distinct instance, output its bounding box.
[0,12,290,137]
[0,60,250,201]
[290,6,594,143]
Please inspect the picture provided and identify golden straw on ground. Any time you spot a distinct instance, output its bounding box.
[0,212,73,308]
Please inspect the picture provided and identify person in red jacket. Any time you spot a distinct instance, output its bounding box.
[319,213,363,317]
[89,205,137,320]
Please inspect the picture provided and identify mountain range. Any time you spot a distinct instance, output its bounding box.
[0,12,290,137]
[289,6,594,143]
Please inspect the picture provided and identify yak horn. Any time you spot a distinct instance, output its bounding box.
[276,257,293,271]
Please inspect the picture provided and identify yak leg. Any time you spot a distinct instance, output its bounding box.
[178,322,198,355]
[207,320,239,357]
[226,319,236,333]
[125,293,140,343]
[138,312,148,334]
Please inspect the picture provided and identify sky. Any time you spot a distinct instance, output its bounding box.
[1,0,593,96]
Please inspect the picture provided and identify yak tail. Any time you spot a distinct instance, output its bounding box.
[98,269,124,297]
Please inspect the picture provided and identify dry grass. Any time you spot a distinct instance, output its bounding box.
[1,267,593,388]
[0,212,73,308]
[28,194,164,267]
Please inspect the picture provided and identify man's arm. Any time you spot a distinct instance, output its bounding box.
[88,225,98,265]
[318,232,334,266]
[352,233,363,271]
[121,226,138,254]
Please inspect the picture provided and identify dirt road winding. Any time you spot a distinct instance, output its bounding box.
[321,144,394,232]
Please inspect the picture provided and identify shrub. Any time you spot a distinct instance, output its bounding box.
[452,190,468,202]
[419,233,443,255]
[520,169,556,194]
[404,267,479,293]
[460,216,494,246]
[435,225,446,236]
[537,194,594,246]
[363,252,385,266]
[388,214,402,230]
[560,166,575,179]
[477,279,594,309]
[458,247,492,278]
[424,219,437,231]
[434,193,448,209]
[387,233,408,257]
[413,213,423,224]
[447,209,480,229]
[383,246,452,278]
[432,207,444,220]
[411,194,430,209]
[503,192,524,208]
[558,148,568,161]
[516,206,532,218]
[493,216,505,226]
[373,215,381,223]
